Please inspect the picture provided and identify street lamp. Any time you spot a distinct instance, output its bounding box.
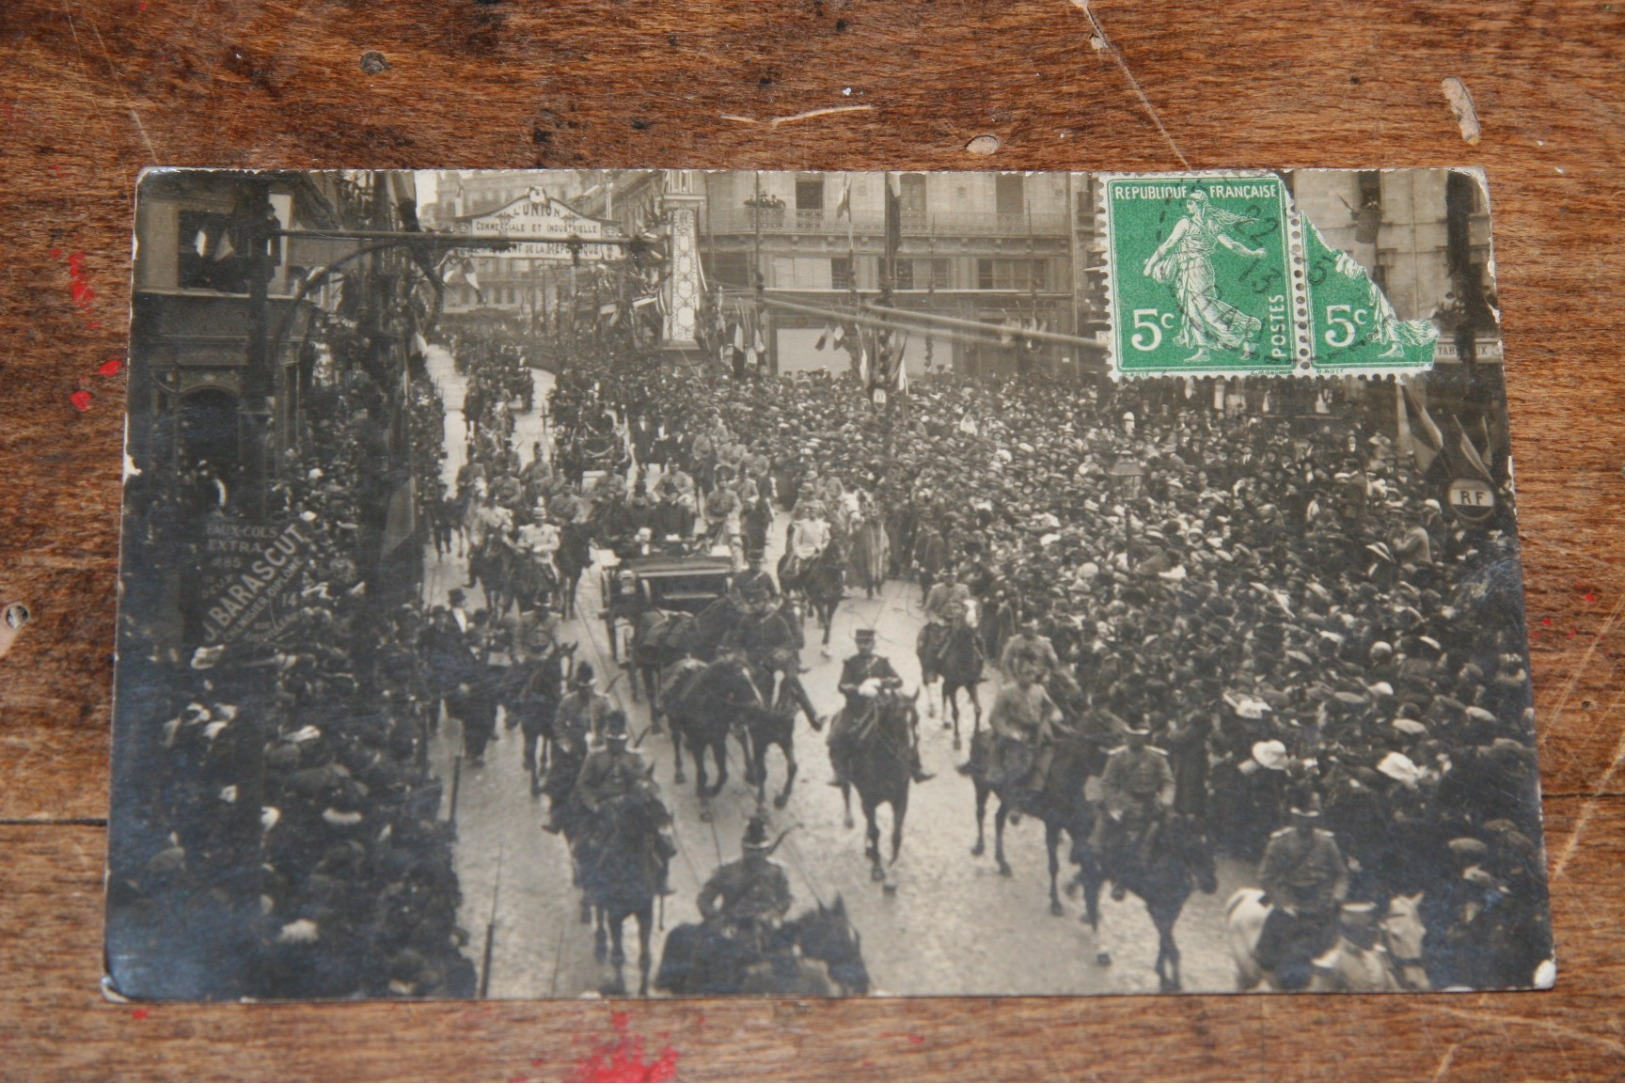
[1108,451,1144,499]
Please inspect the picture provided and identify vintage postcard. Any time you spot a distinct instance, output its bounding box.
[107,168,1552,1000]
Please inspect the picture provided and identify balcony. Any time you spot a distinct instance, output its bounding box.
[708,208,1071,237]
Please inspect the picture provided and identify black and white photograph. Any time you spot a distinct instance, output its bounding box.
[107,167,1554,1002]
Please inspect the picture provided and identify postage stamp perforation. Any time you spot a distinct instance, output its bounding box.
[1101,169,1439,380]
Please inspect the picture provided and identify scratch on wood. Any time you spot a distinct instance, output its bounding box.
[1067,0,1190,169]
[721,104,875,127]
[1441,76,1481,144]
[1542,593,1623,772]
[1549,689,1625,884]
[61,0,159,161]
[1433,1007,1625,1056]
[1431,1041,1460,1081]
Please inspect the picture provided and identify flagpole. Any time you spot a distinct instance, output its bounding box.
[846,172,855,273]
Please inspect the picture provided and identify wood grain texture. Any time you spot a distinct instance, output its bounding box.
[1,0,1621,1077]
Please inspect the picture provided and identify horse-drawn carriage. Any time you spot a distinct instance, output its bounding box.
[600,553,735,666]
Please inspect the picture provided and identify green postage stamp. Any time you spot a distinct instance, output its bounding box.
[1103,171,1437,377]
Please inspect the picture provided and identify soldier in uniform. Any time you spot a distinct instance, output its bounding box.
[698,815,793,952]
[923,564,972,628]
[980,656,1061,804]
[703,464,744,566]
[542,663,613,833]
[725,577,823,730]
[1089,719,1176,899]
[573,710,676,896]
[731,548,778,606]
[998,611,1061,681]
[827,629,932,788]
[786,499,832,584]
[1256,797,1351,990]
[553,662,613,750]
[910,521,950,604]
[1308,902,1404,992]
[573,710,653,814]
[505,601,560,664]
[918,565,972,683]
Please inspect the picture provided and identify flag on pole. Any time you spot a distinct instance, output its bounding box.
[815,322,832,351]
[380,477,416,558]
[835,176,852,220]
[883,173,901,288]
[1400,381,1444,471]
[1452,414,1495,480]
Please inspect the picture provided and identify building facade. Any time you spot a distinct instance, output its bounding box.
[699,170,1096,378]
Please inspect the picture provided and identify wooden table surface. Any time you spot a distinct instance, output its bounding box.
[3,0,1622,1079]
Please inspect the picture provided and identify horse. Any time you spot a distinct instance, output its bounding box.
[837,685,920,890]
[799,540,847,653]
[554,521,595,620]
[693,594,744,662]
[656,897,868,997]
[660,655,772,810]
[740,660,803,810]
[1069,811,1218,992]
[846,511,889,599]
[918,610,985,750]
[467,536,514,617]
[574,781,670,997]
[628,608,698,720]
[506,547,560,617]
[500,642,575,796]
[539,739,594,923]
[1225,889,1430,993]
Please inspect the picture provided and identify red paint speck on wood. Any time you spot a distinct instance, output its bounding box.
[573,1014,680,1083]
[70,390,93,411]
[98,358,122,376]
[131,1008,149,1020]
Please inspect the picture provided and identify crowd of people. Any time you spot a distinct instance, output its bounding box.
[111,340,476,1000]
[111,295,1550,996]
[538,342,1549,992]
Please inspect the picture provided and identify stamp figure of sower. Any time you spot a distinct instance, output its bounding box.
[1142,191,1269,364]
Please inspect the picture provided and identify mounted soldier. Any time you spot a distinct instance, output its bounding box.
[542,663,613,834]
[782,492,832,588]
[980,656,1061,810]
[1255,797,1350,990]
[998,611,1060,681]
[573,710,676,897]
[723,569,823,731]
[697,815,794,953]
[918,564,972,684]
[731,547,778,607]
[827,629,932,788]
[1088,718,1176,900]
